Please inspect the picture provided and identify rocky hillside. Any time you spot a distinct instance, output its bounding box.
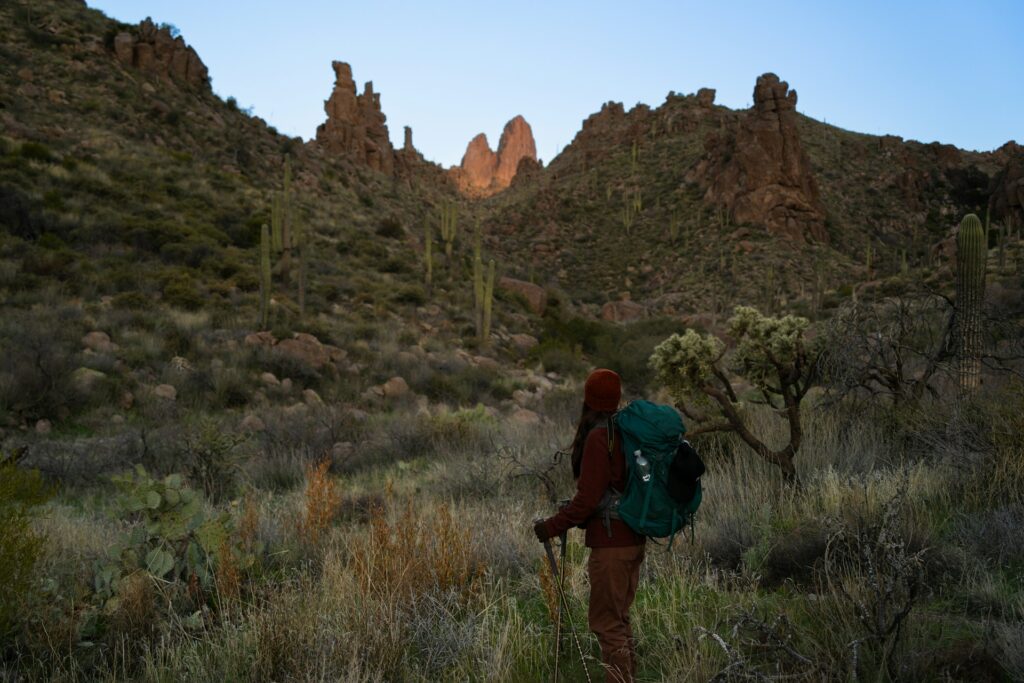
[476,74,1023,320]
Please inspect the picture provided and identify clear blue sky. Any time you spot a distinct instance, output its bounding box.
[86,0,1022,167]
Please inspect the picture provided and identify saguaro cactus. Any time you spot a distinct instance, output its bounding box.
[955,213,986,394]
[481,258,496,344]
[294,217,306,316]
[439,200,458,260]
[423,216,433,287]
[259,223,271,329]
[280,158,293,279]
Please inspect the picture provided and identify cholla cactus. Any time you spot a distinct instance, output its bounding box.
[650,306,818,483]
[955,213,986,394]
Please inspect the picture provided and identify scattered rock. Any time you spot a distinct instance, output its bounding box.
[512,389,534,408]
[153,384,177,401]
[111,414,125,425]
[473,355,501,372]
[119,391,134,410]
[35,419,51,435]
[276,332,332,369]
[71,367,106,394]
[510,333,539,352]
[282,403,308,418]
[330,441,355,462]
[244,331,277,348]
[302,389,324,406]
[260,372,280,386]
[239,414,266,432]
[601,300,647,323]
[510,408,542,426]
[498,277,546,315]
[81,331,117,353]
[280,378,293,392]
[382,376,410,399]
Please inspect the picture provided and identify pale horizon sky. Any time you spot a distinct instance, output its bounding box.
[85,1,1023,168]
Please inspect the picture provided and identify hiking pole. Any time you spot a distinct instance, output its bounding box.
[552,536,563,683]
[542,537,593,683]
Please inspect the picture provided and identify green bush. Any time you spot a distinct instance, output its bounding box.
[0,455,52,639]
[162,272,203,310]
[18,142,54,163]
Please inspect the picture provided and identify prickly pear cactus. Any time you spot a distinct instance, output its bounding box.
[94,466,260,615]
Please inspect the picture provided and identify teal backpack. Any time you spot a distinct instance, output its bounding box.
[600,400,703,544]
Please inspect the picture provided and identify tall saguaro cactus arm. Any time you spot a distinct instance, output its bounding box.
[259,223,272,330]
[955,213,987,394]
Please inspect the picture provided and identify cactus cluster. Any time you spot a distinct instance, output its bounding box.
[94,466,260,613]
[474,256,496,344]
[258,158,307,327]
[955,213,986,394]
[439,200,458,260]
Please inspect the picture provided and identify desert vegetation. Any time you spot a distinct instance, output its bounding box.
[2,1,1024,681]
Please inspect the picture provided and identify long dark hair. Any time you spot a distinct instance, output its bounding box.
[570,402,615,479]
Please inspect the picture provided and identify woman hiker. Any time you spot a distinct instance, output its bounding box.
[533,368,645,683]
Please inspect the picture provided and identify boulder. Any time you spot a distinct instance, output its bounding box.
[35,419,52,435]
[382,376,410,399]
[239,414,266,432]
[330,441,355,462]
[473,355,501,372]
[499,277,546,315]
[510,333,539,352]
[510,408,542,426]
[153,384,177,401]
[302,389,324,406]
[244,331,277,348]
[71,367,106,394]
[601,300,647,323]
[82,331,117,353]
[260,372,280,386]
[276,333,331,369]
[696,88,716,108]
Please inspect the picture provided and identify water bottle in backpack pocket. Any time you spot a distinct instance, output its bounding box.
[599,400,704,543]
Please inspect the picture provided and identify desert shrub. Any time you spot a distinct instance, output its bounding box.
[376,215,405,239]
[161,272,203,310]
[176,419,248,502]
[18,142,54,163]
[413,364,501,406]
[0,183,48,240]
[0,455,52,641]
[298,459,341,546]
[0,306,83,422]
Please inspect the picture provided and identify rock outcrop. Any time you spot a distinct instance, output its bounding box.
[452,115,537,196]
[315,61,394,175]
[990,141,1024,223]
[688,73,828,244]
[111,18,209,89]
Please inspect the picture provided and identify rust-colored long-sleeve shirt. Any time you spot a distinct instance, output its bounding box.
[543,426,646,548]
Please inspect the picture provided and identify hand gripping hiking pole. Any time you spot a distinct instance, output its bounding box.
[543,534,592,683]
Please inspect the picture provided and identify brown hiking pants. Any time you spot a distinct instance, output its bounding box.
[587,544,645,682]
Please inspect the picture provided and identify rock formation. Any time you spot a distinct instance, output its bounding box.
[111,18,208,89]
[452,115,537,196]
[315,61,394,175]
[990,141,1024,222]
[688,73,828,244]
